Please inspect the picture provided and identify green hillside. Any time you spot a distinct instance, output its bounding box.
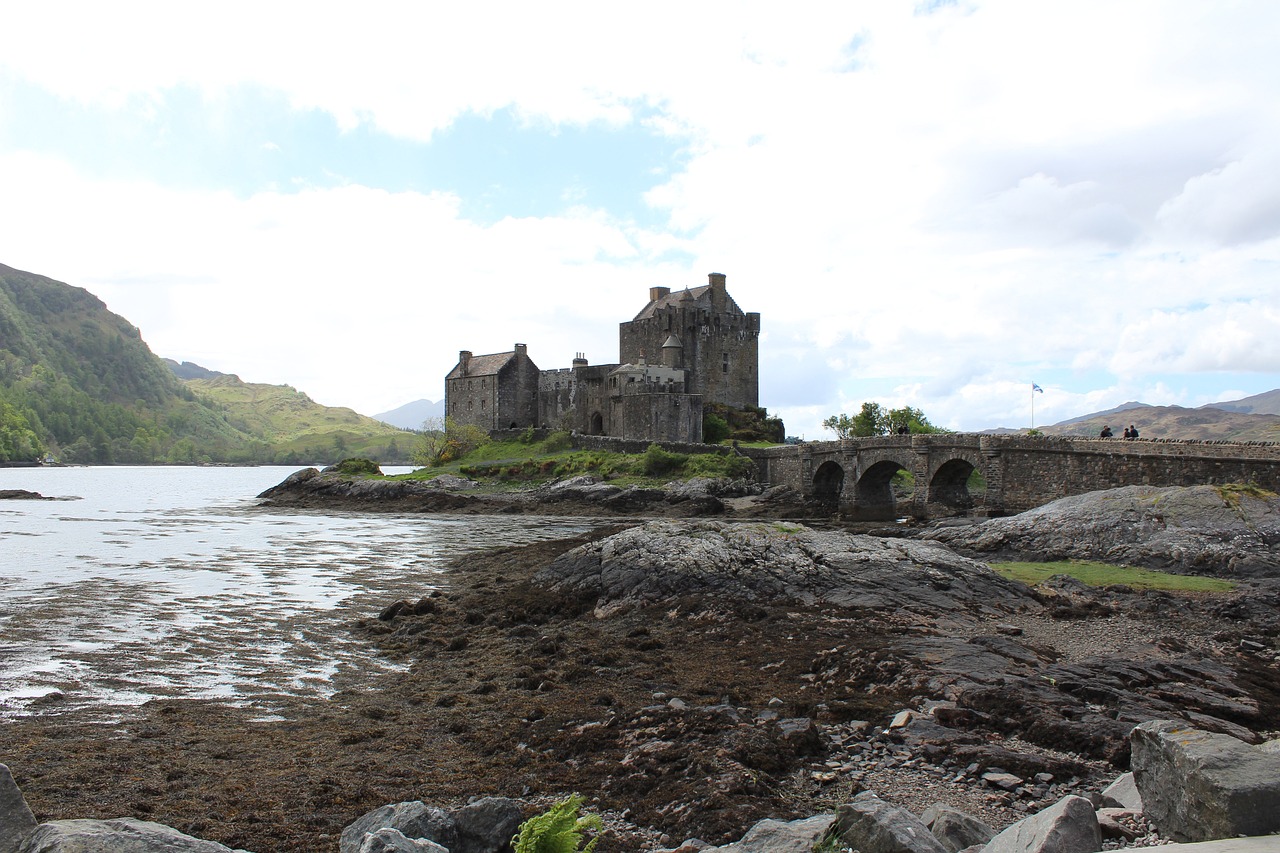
[186,374,411,465]
[0,262,410,465]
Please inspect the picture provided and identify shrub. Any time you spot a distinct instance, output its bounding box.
[642,443,688,477]
[543,430,573,453]
[331,457,381,477]
[702,412,731,443]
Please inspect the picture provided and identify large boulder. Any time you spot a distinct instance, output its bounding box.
[708,814,835,852]
[919,803,994,853]
[450,797,522,853]
[340,803,457,853]
[356,829,448,853]
[1,764,37,853]
[14,818,249,853]
[536,521,1037,617]
[1130,720,1280,842]
[982,795,1100,853]
[829,791,948,853]
[923,485,1280,577]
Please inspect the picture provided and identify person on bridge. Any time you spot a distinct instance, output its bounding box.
[1100,425,1113,438]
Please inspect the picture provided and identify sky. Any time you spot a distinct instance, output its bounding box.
[2,1,1278,437]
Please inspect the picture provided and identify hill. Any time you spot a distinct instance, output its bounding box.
[185,373,411,464]
[1202,388,1280,416]
[372,398,445,430]
[0,262,411,465]
[0,262,260,463]
[1039,402,1280,442]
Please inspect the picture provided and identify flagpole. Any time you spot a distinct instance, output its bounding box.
[1031,385,1035,430]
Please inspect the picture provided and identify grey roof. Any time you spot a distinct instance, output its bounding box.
[630,283,746,321]
[661,334,683,348]
[446,350,516,380]
[631,285,712,321]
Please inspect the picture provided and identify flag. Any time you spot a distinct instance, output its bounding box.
[1032,383,1044,393]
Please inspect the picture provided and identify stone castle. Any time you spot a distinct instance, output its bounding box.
[445,272,760,443]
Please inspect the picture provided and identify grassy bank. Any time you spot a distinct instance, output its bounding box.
[393,430,754,488]
[989,560,1236,592]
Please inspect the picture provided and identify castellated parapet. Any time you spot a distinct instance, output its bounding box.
[446,273,758,443]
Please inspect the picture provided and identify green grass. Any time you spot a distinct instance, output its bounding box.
[990,560,1236,592]
[392,435,753,488]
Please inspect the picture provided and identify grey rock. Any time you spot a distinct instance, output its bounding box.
[14,818,249,853]
[1,764,37,853]
[710,814,835,852]
[982,795,1101,853]
[922,485,1280,577]
[450,797,521,853]
[1130,719,1280,842]
[423,475,479,491]
[831,791,949,853]
[536,521,1037,618]
[340,803,457,853]
[1094,809,1141,841]
[357,829,449,853]
[1100,772,1143,811]
[919,804,994,853]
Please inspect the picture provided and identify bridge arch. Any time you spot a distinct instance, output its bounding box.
[812,460,845,503]
[851,459,907,520]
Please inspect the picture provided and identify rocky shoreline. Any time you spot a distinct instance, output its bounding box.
[254,468,819,520]
[3,475,1279,852]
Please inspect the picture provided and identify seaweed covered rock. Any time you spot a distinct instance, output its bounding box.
[535,520,1038,617]
[923,485,1280,577]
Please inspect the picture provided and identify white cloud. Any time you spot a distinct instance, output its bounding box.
[3,1,1280,428]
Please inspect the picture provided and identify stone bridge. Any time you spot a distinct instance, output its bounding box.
[742,434,1280,520]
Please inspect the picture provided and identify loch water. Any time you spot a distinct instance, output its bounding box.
[0,466,590,719]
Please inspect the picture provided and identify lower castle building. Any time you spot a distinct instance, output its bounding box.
[445,272,760,443]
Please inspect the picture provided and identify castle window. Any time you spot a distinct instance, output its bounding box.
[481,399,486,409]
[722,352,729,374]
[468,401,473,411]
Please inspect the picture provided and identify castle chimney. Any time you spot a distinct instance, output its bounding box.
[459,350,472,374]
[708,272,726,290]
[514,343,527,358]
[572,352,588,367]
[649,286,671,303]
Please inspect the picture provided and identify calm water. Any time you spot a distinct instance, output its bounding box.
[0,466,590,719]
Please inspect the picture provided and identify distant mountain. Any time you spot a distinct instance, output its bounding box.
[1201,388,1280,416]
[1050,401,1150,427]
[373,398,445,430]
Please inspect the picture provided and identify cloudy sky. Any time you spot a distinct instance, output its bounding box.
[2,2,1278,436]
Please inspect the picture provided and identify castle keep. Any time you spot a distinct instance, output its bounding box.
[445,272,760,443]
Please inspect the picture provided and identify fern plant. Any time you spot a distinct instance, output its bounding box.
[512,794,603,853]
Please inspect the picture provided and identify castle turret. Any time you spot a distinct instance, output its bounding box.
[661,334,683,369]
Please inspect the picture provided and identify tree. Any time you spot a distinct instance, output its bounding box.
[824,402,948,439]
[411,417,490,467]
[885,405,947,434]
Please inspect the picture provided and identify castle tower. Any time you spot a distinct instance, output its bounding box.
[619,272,759,409]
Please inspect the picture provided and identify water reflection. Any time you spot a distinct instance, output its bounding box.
[0,467,590,718]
